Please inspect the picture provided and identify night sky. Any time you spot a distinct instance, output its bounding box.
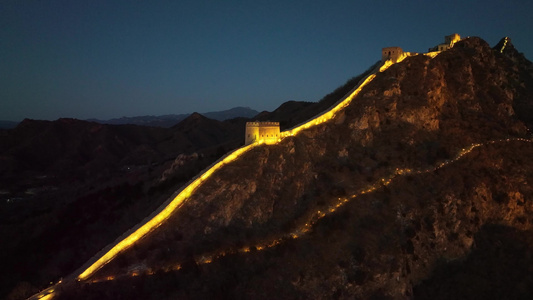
[1,0,532,122]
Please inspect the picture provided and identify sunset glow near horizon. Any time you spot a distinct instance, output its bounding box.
[1,0,532,122]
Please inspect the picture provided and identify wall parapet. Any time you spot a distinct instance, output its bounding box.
[246,121,280,127]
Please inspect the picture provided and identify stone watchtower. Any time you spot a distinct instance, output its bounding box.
[429,33,461,52]
[381,47,403,62]
[245,122,280,145]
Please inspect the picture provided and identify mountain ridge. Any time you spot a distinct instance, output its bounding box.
[86,106,260,127]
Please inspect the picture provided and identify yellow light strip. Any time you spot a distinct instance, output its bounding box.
[500,37,509,53]
[33,38,513,299]
[281,50,421,138]
[29,287,56,300]
[424,51,440,58]
[76,57,390,282]
[281,73,377,138]
[76,46,436,282]
[97,137,533,282]
[236,138,532,259]
[77,143,257,280]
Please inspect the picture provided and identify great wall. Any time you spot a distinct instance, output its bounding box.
[91,136,533,282]
[30,33,528,300]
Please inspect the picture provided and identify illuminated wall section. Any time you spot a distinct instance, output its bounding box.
[281,52,414,139]
[500,37,509,53]
[77,143,257,280]
[76,46,440,282]
[445,33,461,47]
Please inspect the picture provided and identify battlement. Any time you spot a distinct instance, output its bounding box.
[245,121,280,145]
[246,121,279,127]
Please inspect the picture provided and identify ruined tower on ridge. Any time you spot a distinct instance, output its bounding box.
[429,33,461,52]
[245,122,280,145]
[381,47,404,62]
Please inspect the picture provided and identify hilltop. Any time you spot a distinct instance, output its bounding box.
[49,36,533,299]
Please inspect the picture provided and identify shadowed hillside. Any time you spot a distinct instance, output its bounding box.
[0,69,380,299]
[52,36,533,299]
[0,114,246,299]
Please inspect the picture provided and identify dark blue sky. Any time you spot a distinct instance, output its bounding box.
[1,0,532,121]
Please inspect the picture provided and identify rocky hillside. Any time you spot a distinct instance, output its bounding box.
[53,37,533,299]
[0,114,247,299]
[0,71,378,299]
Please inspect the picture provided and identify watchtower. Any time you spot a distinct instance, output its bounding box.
[245,122,280,145]
[381,47,403,62]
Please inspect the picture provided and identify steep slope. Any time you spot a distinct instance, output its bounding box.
[52,37,533,299]
[494,37,533,130]
[62,142,533,300]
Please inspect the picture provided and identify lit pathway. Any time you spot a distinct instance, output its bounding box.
[74,53,408,284]
[27,286,55,300]
[29,136,533,294]
[90,136,533,282]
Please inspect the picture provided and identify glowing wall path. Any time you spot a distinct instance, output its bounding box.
[90,136,533,282]
[28,50,436,299]
[76,143,257,280]
[281,56,407,138]
[73,54,399,283]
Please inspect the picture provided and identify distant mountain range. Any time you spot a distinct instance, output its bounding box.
[86,106,260,127]
[0,107,260,129]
